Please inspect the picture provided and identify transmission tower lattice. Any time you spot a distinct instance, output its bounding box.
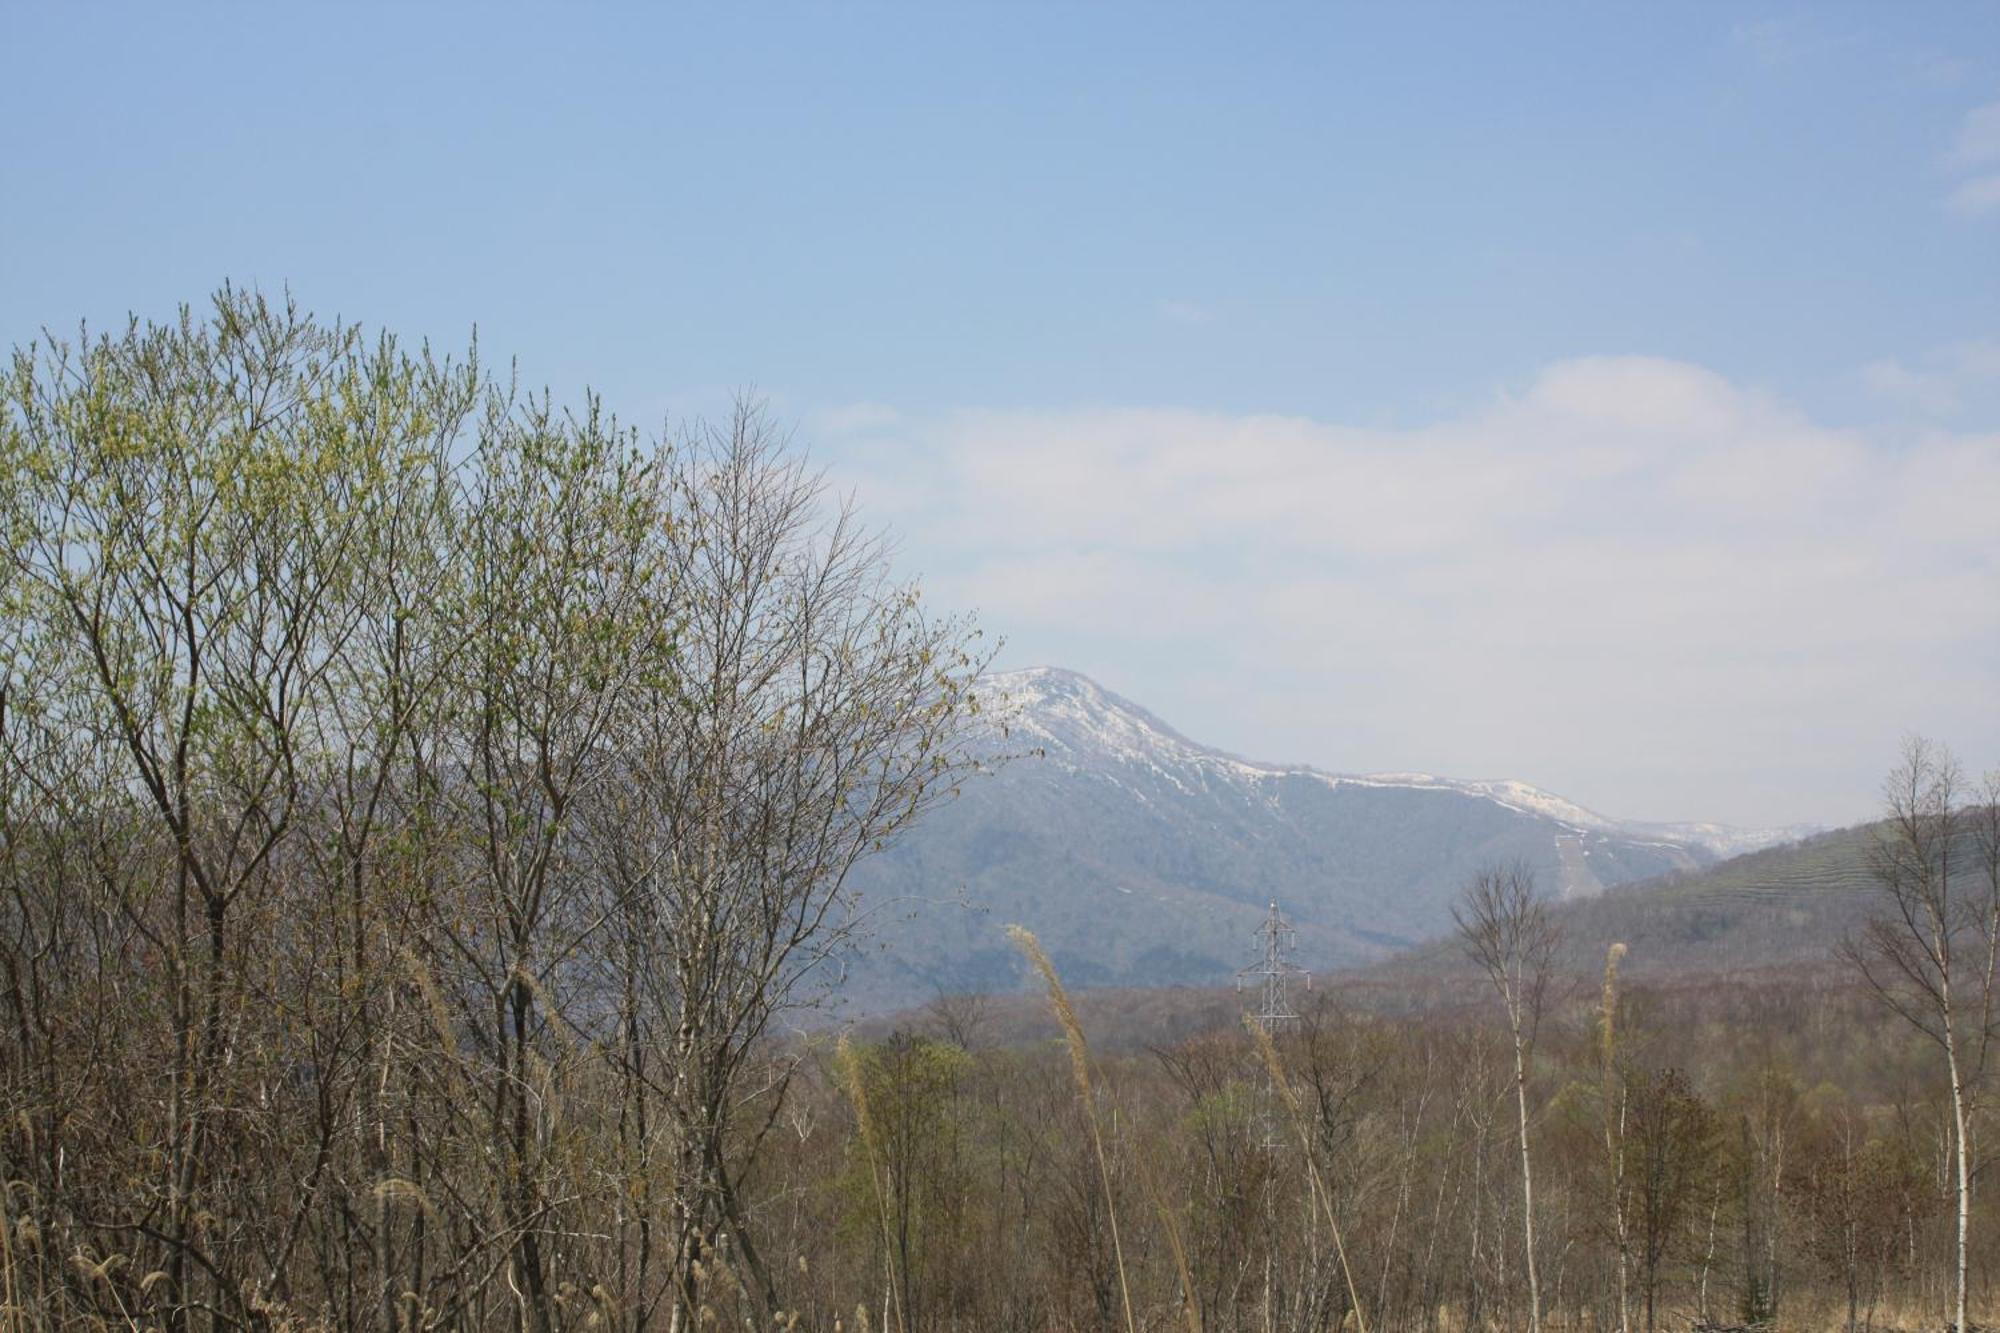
[1237,900,1309,1031]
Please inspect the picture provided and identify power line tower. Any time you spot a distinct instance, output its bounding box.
[1238,900,1309,1032]
[1239,900,1310,1155]
[1239,900,1312,1318]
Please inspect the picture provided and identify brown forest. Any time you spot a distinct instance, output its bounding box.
[1,293,1994,1332]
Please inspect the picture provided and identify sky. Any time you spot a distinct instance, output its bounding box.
[4,3,1998,828]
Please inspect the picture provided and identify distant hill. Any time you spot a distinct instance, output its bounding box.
[834,666,1811,1013]
[1551,822,1882,973]
[1377,822,1883,985]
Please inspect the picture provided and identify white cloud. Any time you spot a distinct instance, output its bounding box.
[1865,340,2000,414]
[832,357,2000,826]
[1943,101,2000,216]
[1948,173,2000,217]
[1864,358,1958,415]
[1947,100,2000,170]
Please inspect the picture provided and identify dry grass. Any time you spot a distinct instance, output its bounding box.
[1008,925,1138,1333]
[835,1033,905,1333]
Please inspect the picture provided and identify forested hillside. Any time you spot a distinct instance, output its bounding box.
[1554,826,1881,974]
[818,802,1997,1333]
[804,955,1975,1333]
[1374,825,1882,986]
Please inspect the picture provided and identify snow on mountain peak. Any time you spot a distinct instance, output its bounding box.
[979,666,1203,766]
[976,666,1809,858]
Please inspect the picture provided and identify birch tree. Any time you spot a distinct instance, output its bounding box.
[1455,861,1560,1333]
[1842,738,2000,1333]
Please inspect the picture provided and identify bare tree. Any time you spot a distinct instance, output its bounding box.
[591,406,991,1326]
[1842,737,1999,1333]
[0,294,990,1330]
[1,292,481,1329]
[925,986,992,1050]
[1455,861,1561,1333]
[1626,1066,1716,1333]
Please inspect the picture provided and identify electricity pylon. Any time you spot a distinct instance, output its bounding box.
[1238,899,1309,1031]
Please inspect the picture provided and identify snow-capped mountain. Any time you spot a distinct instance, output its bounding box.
[980,667,1812,859]
[835,667,1812,1012]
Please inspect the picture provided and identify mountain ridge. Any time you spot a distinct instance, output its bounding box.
[833,666,1820,1013]
[981,665,1814,857]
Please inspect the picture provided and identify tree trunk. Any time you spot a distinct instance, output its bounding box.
[1946,1023,1970,1333]
[1511,1021,1542,1333]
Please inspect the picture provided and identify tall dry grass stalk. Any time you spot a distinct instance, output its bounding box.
[835,1035,905,1333]
[1008,925,1138,1333]
[0,1175,17,1333]
[1132,1134,1203,1333]
[1244,1014,1369,1333]
[1598,942,1627,1068]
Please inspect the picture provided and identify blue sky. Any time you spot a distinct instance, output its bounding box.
[5,4,1998,826]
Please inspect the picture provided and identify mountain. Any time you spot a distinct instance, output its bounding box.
[834,667,1812,1012]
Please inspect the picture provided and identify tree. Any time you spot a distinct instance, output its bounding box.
[593,407,991,1325]
[1794,1096,1923,1333]
[1841,737,1999,1333]
[1600,942,1633,1333]
[1455,861,1561,1333]
[1625,1067,1715,1333]
[844,1030,972,1330]
[0,291,991,1330]
[438,391,677,1333]
[1,290,479,1329]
